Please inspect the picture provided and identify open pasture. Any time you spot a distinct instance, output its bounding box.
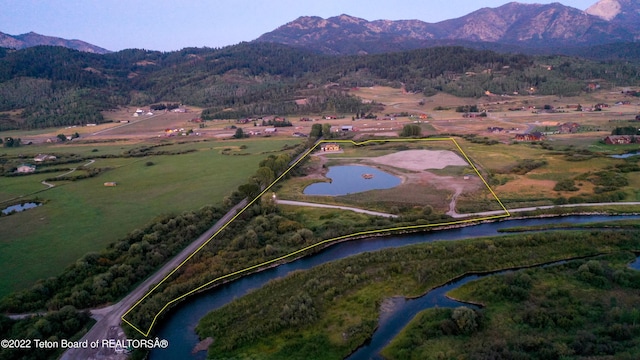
[458,138,640,209]
[0,137,296,297]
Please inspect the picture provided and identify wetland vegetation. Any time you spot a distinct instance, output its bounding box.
[383,252,640,359]
[195,228,640,359]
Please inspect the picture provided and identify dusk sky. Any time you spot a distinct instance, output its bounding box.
[1,0,597,52]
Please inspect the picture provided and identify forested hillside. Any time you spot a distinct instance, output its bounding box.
[0,43,638,130]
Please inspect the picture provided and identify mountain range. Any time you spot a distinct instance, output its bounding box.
[0,1,638,56]
[256,0,640,55]
[0,31,110,54]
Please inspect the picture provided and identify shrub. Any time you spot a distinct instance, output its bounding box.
[554,179,578,192]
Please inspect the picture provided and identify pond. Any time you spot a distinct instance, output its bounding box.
[1,202,41,215]
[610,151,640,159]
[303,165,401,196]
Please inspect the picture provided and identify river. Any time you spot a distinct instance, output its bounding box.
[149,215,638,360]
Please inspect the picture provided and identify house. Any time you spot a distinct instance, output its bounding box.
[34,154,57,162]
[604,135,633,145]
[320,143,341,152]
[515,132,544,142]
[487,127,504,134]
[264,127,277,134]
[341,125,354,132]
[558,122,580,134]
[16,164,36,173]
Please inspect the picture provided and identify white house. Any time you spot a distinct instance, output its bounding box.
[16,164,36,173]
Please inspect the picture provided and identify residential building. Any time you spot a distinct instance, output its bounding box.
[33,154,57,162]
[16,164,36,173]
[320,143,341,152]
[558,122,580,134]
[604,135,633,145]
[515,132,544,142]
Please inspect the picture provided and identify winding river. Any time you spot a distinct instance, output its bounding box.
[149,215,639,360]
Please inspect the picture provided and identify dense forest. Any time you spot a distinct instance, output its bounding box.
[0,43,639,130]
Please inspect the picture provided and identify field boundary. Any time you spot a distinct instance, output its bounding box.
[121,137,510,336]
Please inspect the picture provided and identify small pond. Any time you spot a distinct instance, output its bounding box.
[303,165,401,196]
[1,202,41,215]
[629,257,640,270]
[610,151,640,159]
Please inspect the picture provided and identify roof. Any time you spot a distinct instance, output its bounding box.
[34,154,56,161]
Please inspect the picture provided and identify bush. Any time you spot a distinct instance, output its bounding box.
[399,124,422,137]
[452,307,479,334]
[554,179,578,192]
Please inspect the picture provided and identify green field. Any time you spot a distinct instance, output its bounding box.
[455,137,640,210]
[0,138,296,298]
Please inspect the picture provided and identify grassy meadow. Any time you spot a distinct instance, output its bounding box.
[0,137,296,297]
[456,137,640,210]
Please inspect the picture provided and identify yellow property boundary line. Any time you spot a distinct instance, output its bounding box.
[122,137,510,336]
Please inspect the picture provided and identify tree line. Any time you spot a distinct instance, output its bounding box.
[0,43,638,129]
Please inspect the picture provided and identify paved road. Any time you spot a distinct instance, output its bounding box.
[60,199,248,360]
[277,199,398,218]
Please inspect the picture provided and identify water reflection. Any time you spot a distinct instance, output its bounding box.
[1,202,41,215]
[303,165,401,196]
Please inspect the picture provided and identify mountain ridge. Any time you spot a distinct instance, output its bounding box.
[256,1,640,55]
[0,31,110,54]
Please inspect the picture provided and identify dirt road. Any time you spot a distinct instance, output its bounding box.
[277,199,398,218]
[60,199,248,360]
[448,202,640,218]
